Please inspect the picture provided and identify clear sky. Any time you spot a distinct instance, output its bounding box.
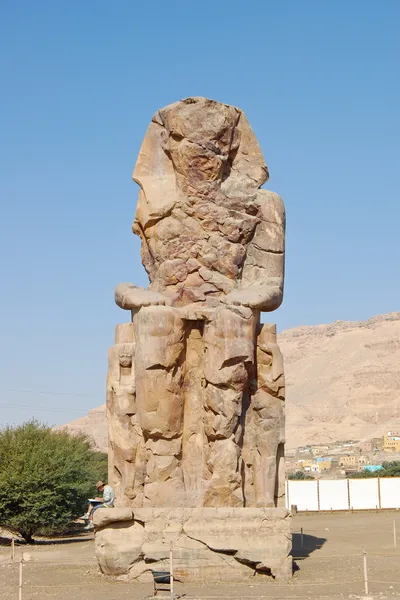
[0,0,399,428]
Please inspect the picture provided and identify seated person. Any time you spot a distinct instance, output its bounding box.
[82,480,115,530]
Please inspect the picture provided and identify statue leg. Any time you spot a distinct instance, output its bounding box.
[110,410,146,507]
[245,324,285,507]
[252,394,284,507]
[134,305,186,506]
[181,323,205,507]
[203,306,256,507]
[107,323,145,507]
[106,347,120,495]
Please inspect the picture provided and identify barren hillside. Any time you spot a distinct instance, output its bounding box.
[58,312,400,451]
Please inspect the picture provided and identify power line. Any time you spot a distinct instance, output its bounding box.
[0,388,101,415]
[0,387,97,398]
[0,403,90,414]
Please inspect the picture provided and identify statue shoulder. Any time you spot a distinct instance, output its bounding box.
[256,189,285,226]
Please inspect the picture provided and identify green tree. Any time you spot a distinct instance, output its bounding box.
[288,471,314,480]
[89,449,108,483]
[381,461,400,476]
[0,420,108,543]
[348,463,400,478]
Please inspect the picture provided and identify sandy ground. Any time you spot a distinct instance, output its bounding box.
[1,511,400,599]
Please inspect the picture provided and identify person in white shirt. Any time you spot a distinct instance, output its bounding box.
[83,480,115,530]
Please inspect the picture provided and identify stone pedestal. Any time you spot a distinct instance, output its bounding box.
[95,507,291,581]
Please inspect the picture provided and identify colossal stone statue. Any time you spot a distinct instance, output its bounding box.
[96,97,291,581]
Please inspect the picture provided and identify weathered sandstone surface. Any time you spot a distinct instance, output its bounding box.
[96,97,290,580]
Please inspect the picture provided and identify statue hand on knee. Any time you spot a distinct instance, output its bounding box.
[223,280,283,311]
[115,283,167,309]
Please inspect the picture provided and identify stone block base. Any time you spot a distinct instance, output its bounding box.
[94,507,292,581]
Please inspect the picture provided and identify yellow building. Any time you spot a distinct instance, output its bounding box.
[315,459,332,472]
[384,433,400,453]
[339,454,357,467]
[311,445,329,456]
[298,459,313,470]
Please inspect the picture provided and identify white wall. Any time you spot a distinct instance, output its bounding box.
[348,479,379,510]
[319,479,349,510]
[287,480,319,511]
[286,477,400,511]
[380,478,400,509]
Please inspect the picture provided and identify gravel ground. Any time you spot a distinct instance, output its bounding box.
[1,511,400,599]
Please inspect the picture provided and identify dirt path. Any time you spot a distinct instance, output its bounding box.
[1,512,400,599]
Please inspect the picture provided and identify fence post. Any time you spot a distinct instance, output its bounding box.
[317,479,320,511]
[394,520,397,548]
[169,541,174,600]
[300,527,304,549]
[378,477,381,509]
[11,537,15,562]
[347,478,351,510]
[19,557,23,600]
[363,548,368,596]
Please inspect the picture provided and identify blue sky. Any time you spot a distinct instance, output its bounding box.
[0,0,399,427]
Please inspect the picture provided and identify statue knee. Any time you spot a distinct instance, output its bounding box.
[135,305,184,337]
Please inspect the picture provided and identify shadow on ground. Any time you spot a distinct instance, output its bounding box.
[0,523,92,546]
[34,523,92,545]
[291,532,327,569]
[29,535,91,546]
[0,537,13,547]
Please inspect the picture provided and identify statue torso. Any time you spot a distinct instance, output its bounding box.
[138,192,261,307]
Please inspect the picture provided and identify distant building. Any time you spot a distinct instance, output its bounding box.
[384,432,400,453]
[340,454,357,467]
[298,459,313,471]
[359,441,372,453]
[314,457,332,472]
[362,465,383,473]
[311,445,329,456]
[372,437,384,451]
[285,460,298,473]
[358,455,369,465]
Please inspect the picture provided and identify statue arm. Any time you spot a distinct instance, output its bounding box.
[224,190,285,311]
[115,283,166,310]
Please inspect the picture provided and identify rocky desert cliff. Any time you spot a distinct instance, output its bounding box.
[58,312,400,451]
[282,312,400,448]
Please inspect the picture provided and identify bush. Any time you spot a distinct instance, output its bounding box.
[0,420,108,543]
[348,470,378,478]
[288,471,314,480]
